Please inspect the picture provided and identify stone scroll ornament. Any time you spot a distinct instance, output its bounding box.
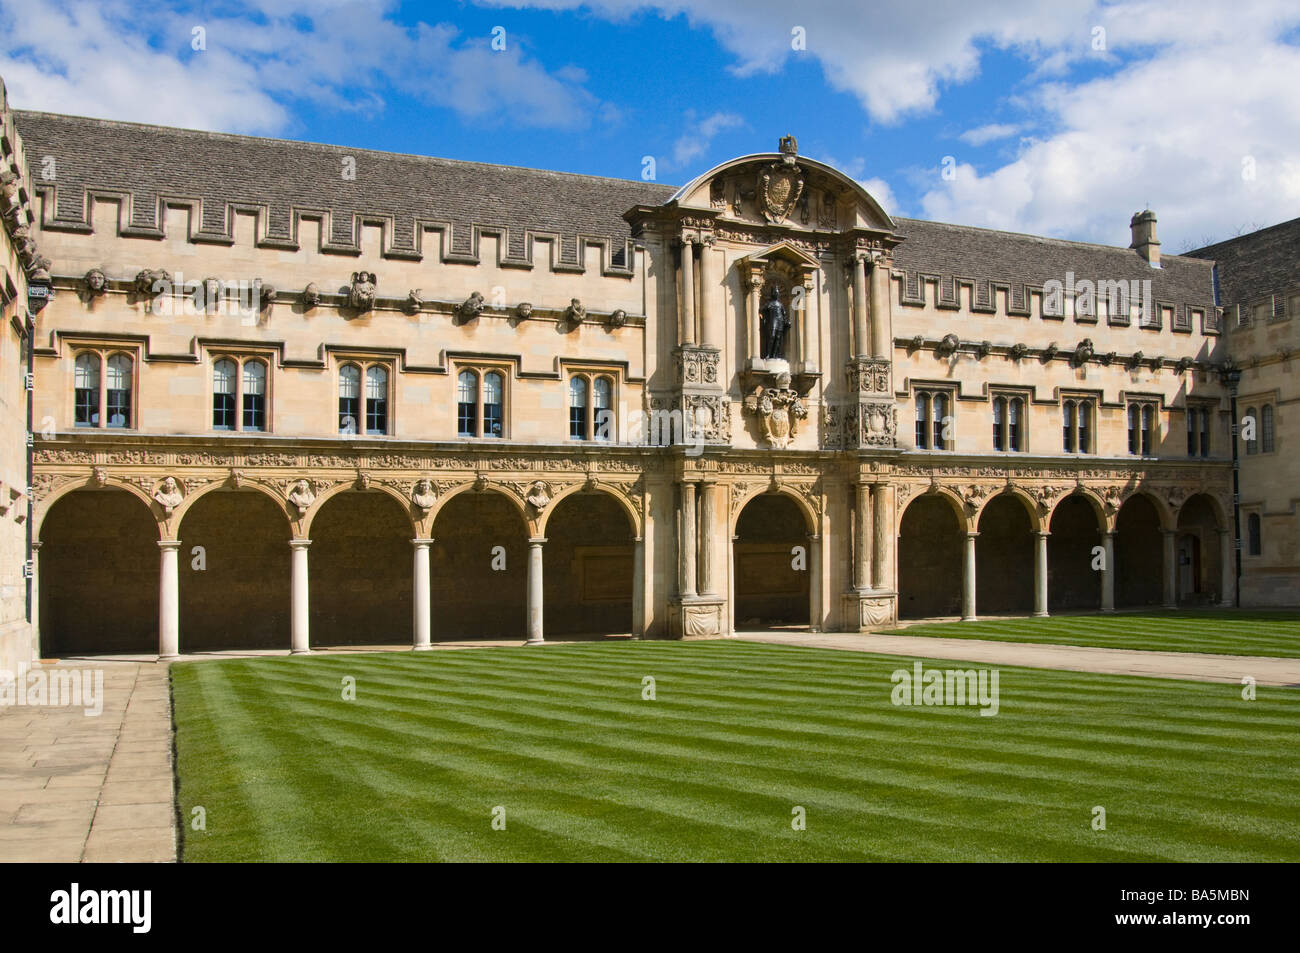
[743,371,807,449]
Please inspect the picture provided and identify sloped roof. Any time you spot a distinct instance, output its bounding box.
[1185,216,1300,305]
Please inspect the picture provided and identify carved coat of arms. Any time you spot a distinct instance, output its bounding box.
[744,372,807,449]
[758,135,804,225]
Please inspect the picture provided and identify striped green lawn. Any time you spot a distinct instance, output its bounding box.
[171,641,1299,862]
[885,611,1300,658]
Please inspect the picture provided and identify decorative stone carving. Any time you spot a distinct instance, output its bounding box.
[133,269,170,297]
[1098,351,1116,366]
[847,358,890,394]
[758,135,804,225]
[287,479,316,515]
[258,281,276,309]
[743,371,807,449]
[683,394,732,444]
[457,291,485,323]
[153,477,184,515]
[355,471,371,491]
[1127,351,1144,371]
[607,308,627,329]
[515,302,533,320]
[302,283,322,310]
[411,479,437,511]
[909,335,924,352]
[976,341,992,360]
[92,466,108,488]
[709,177,726,209]
[1175,356,1194,373]
[960,483,990,513]
[83,268,107,298]
[1042,342,1059,361]
[1009,343,1028,361]
[405,289,423,314]
[27,255,52,284]
[936,333,960,358]
[1072,338,1094,367]
[562,298,585,330]
[525,481,551,515]
[678,346,720,385]
[229,469,245,488]
[348,271,377,312]
[818,190,837,229]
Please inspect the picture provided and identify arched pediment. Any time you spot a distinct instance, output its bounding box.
[668,138,896,234]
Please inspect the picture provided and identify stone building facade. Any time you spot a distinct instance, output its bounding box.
[13,105,1266,658]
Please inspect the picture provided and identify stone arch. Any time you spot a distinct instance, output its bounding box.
[308,490,415,645]
[1175,493,1224,605]
[169,476,291,529]
[729,484,817,536]
[972,486,1043,533]
[732,492,811,629]
[178,489,293,650]
[427,481,530,528]
[1047,493,1103,612]
[38,486,160,656]
[1114,493,1165,608]
[543,489,636,636]
[538,480,642,538]
[1123,487,1176,531]
[300,479,417,537]
[34,474,161,541]
[975,494,1035,615]
[897,493,964,619]
[430,488,530,639]
[895,485,971,535]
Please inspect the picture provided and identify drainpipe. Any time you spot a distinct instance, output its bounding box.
[1219,358,1243,608]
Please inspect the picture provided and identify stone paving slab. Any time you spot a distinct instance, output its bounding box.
[733,631,1300,686]
[1,660,176,863]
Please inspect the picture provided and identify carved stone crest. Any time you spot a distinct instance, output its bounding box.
[743,371,807,449]
[758,135,805,226]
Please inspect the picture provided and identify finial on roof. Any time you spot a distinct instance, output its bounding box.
[779,135,798,164]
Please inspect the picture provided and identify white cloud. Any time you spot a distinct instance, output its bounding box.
[958,123,1019,146]
[0,0,607,133]
[670,110,744,170]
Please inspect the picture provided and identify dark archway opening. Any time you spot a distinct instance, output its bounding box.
[1047,495,1102,612]
[1115,494,1163,608]
[733,494,810,628]
[1177,494,1222,605]
[431,492,527,639]
[179,491,290,651]
[39,488,158,656]
[975,495,1034,615]
[310,491,413,645]
[544,492,634,636]
[898,495,962,619]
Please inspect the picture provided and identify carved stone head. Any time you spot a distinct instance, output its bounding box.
[348,271,377,312]
[83,268,107,296]
[302,283,321,310]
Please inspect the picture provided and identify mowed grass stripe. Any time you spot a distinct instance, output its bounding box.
[887,610,1300,657]
[173,642,1300,861]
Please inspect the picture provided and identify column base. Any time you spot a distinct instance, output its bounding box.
[523,638,547,646]
[290,648,312,656]
[157,653,179,662]
[961,615,977,622]
[1031,611,1049,618]
[412,643,435,652]
[668,596,727,639]
[841,590,897,631]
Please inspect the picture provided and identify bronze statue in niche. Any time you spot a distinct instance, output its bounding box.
[759,285,790,360]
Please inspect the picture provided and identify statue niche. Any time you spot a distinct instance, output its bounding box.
[759,284,791,361]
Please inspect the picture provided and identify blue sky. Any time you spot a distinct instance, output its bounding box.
[3,0,1300,250]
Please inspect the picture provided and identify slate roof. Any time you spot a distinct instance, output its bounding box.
[12,109,1217,309]
[15,110,677,266]
[892,217,1216,312]
[1185,217,1300,305]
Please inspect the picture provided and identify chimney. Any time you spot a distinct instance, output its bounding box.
[1130,209,1160,268]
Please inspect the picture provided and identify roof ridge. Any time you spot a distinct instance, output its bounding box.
[13,108,680,191]
[1184,214,1300,257]
[895,215,1211,264]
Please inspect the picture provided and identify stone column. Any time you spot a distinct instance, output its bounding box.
[728,534,738,636]
[962,532,978,621]
[1033,531,1049,617]
[853,482,872,589]
[871,483,891,591]
[632,536,646,636]
[747,266,763,364]
[526,537,546,644]
[699,481,716,595]
[412,538,433,650]
[1217,529,1234,607]
[851,255,868,359]
[158,540,180,659]
[699,239,720,348]
[679,239,696,347]
[808,534,822,632]
[1101,532,1116,612]
[869,259,891,358]
[289,539,311,654]
[1162,529,1177,608]
[679,482,697,598]
[29,541,40,654]
[797,276,812,368]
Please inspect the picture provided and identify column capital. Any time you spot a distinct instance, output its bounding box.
[289,538,312,549]
[528,536,548,546]
[965,531,980,540]
[1035,530,1051,539]
[411,537,435,547]
[158,539,182,551]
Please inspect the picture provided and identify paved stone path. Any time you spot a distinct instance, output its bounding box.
[735,631,1300,686]
[1,660,175,862]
